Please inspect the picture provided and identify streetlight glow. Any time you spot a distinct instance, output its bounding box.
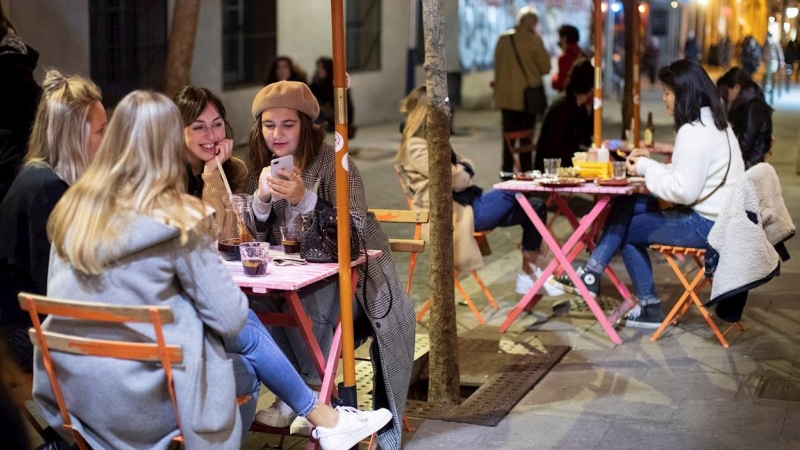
[601,2,608,12]
[697,0,708,5]
[670,1,678,8]
[638,4,646,13]
[787,7,799,19]
[611,2,621,12]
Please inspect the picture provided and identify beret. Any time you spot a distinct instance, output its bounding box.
[251,81,320,120]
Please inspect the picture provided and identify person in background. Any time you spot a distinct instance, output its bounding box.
[0,5,42,202]
[761,33,785,99]
[535,59,594,172]
[717,67,773,169]
[38,90,391,450]
[555,60,745,328]
[397,85,564,297]
[551,25,585,92]
[740,35,762,76]
[643,36,661,85]
[0,70,105,450]
[173,85,248,221]
[309,56,355,136]
[683,31,700,61]
[246,81,415,450]
[266,55,308,85]
[493,6,551,176]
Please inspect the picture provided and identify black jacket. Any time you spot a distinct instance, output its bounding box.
[0,165,68,327]
[728,89,772,170]
[535,93,593,171]
[0,43,42,203]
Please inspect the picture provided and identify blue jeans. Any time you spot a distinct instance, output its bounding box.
[587,194,714,305]
[250,276,340,386]
[472,190,546,252]
[224,309,318,431]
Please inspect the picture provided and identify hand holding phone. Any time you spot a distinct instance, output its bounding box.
[270,155,294,181]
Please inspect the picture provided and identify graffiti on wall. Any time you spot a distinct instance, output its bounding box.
[458,0,593,71]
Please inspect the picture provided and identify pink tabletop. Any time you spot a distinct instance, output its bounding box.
[493,179,638,195]
[226,249,381,294]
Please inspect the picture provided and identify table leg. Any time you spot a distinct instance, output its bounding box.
[500,194,624,344]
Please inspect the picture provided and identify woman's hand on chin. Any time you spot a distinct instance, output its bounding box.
[203,139,234,173]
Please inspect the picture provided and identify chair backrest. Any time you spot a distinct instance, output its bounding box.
[369,208,429,254]
[18,292,182,450]
[503,129,536,155]
[393,164,415,209]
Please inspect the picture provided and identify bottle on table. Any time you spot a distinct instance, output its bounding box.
[644,112,655,149]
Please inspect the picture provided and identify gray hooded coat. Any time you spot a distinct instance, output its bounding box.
[33,212,249,449]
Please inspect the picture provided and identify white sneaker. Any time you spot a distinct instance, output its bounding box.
[290,415,314,436]
[312,406,392,450]
[254,398,297,428]
[515,270,565,297]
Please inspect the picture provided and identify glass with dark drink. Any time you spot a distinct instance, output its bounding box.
[280,224,302,254]
[218,238,241,261]
[240,242,270,277]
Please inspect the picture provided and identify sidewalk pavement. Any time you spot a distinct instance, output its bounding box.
[342,87,800,449]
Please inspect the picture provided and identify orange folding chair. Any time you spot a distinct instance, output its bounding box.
[394,165,499,324]
[503,129,536,174]
[648,246,744,348]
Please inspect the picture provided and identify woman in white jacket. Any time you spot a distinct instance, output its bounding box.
[558,60,745,328]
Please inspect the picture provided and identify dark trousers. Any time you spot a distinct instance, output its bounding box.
[501,109,536,173]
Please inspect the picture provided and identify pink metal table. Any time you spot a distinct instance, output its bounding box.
[226,249,380,448]
[493,180,639,344]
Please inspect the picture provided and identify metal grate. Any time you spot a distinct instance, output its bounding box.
[758,378,800,402]
[551,295,622,320]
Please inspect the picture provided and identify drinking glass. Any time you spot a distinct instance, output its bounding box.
[543,158,561,177]
[240,242,270,277]
[280,223,302,254]
[612,161,628,180]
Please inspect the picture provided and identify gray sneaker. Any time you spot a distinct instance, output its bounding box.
[619,304,666,329]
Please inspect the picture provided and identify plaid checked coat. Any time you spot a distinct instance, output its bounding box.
[246,144,416,449]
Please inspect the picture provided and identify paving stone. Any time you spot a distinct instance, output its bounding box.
[670,399,787,439]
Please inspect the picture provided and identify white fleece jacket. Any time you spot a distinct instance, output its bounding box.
[636,107,745,221]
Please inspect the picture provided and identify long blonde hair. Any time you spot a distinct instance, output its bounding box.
[395,85,428,163]
[25,70,102,185]
[48,90,208,275]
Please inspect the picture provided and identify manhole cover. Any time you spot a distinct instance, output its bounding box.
[758,378,800,402]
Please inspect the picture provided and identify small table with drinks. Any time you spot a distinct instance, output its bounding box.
[494,172,643,344]
[225,247,381,416]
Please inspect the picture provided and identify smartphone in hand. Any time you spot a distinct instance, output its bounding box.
[270,155,294,181]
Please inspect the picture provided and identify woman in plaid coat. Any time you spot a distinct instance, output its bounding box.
[245,81,415,450]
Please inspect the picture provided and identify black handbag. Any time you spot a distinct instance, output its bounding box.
[300,200,361,263]
[510,34,547,116]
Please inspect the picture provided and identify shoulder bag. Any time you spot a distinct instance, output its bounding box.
[510,34,547,116]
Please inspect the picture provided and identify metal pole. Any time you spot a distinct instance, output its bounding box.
[330,0,357,403]
[594,0,604,147]
[605,4,616,96]
[632,2,641,147]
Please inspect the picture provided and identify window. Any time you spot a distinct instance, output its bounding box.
[222,0,277,89]
[346,0,381,72]
[89,0,168,106]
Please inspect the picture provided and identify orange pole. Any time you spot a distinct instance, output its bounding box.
[330,0,356,388]
[593,0,603,148]
[632,2,641,147]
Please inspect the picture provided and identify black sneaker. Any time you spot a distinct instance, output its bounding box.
[552,266,600,297]
[619,304,666,329]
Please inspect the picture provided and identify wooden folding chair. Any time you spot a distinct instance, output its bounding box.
[503,129,536,174]
[370,208,428,297]
[19,292,185,449]
[648,246,744,348]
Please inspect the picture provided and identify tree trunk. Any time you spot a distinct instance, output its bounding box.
[164,0,200,97]
[621,0,638,139]
[421,0,460,406]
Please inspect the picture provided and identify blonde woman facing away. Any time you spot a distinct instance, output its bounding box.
[37,90,390,450]
[0,70,105,375]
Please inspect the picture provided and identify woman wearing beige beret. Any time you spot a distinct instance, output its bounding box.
[246,81,415,450]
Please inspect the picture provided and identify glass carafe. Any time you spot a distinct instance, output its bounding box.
[218,194,257,261]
